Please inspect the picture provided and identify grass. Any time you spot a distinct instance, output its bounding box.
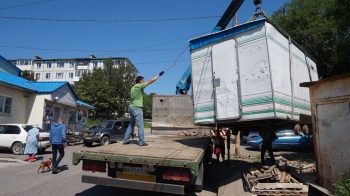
[332,173,350,196]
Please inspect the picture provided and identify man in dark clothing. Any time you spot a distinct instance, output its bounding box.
[259,129,276,165]
[49,117,67,174]
[210,128,226,163]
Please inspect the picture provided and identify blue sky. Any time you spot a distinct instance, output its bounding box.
[0,0,289,95]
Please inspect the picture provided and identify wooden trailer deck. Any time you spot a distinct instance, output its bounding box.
[74,135,211,163]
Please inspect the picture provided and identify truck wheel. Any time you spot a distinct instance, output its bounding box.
[193,163,204,192]
[100,136,110,146]
[84,141,93,147]
[12,142,23,155]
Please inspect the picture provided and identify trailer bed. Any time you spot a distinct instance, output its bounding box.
[73,135,211,165]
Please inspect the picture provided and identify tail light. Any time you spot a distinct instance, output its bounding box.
[163,170,172,180]
[181,173,190,182]
[162,170,190,182]
[82,160,106,173]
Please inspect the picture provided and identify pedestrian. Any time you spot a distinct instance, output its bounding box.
[210,127,226,163]
[49,117,67,174]
[259,129,276,166]
[24,125,40,162]
[123,71,164,146]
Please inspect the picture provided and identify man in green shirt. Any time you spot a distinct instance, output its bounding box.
[123,71,164,146]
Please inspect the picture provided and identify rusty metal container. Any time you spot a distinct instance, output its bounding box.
[301,73,350,191]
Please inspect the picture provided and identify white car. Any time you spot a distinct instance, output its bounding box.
[0,124,51,155]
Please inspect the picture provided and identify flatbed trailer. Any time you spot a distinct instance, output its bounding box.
[72,134,212,195]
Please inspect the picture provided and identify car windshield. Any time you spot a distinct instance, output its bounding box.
[22,125,46,133]
[97,121,114,129]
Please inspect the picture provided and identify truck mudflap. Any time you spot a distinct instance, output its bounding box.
[82,175,185,195]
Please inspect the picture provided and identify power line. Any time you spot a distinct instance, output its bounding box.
[0,30,209,55]
[0,0,52,11]
[0,15,220,23]
[0,44,186,53]
[136,59,188,65]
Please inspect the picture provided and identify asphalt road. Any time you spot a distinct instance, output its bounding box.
[0,134,314,196]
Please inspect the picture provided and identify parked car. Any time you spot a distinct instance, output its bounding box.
[242,131,260,143]
[83,120,130,146]
[0,124,51,155]
[247,129,313,152]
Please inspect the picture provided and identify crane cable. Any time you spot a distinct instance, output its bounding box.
[163,44,190,73]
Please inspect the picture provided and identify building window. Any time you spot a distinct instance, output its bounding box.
[93,61,98,68]
[36,73,40,79]
[19,60,31,65]
[47,62,52,68]
[45,73,51,79]
[114,59,121,65]
[56,73,64,79]
[75,70,81,77]
[10,60,17,65]
[0,95,12,114]
[36,63,42,69]
[77,61,88,66]
[57,62,64,68]
[69,62,75,68]
[68,72,74,78]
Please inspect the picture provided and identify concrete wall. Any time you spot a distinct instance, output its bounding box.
[0,86,29,124]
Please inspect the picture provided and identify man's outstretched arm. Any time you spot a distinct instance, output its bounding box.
[145,71,164,86]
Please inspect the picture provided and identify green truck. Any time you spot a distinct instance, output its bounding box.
[72,95,212,195]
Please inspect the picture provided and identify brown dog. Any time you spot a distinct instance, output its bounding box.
[37,158,52,174]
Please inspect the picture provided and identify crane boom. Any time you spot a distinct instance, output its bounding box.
[212,0,244,32]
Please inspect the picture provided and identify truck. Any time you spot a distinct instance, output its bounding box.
[72,0,318,195]
[72,95,212,195]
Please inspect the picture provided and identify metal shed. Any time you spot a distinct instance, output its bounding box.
[300,73,350,191]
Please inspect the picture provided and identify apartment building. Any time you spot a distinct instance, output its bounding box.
[10,55,135,84]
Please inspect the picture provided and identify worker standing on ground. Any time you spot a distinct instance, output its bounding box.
[259,129,276,165]
[123,71,164,146]
[211,127,226,163]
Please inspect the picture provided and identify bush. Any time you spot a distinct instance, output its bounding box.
[87,118,102,128]
[144,120,151,128]
[332,173,350,196]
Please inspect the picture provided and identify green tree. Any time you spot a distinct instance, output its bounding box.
[329,0,350,76]
[74,59,138,119]
[143,93,156,119]
[103,59,138,118]
[271,0,350,78]
[74,68,112,118]
[21,70,35,81]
